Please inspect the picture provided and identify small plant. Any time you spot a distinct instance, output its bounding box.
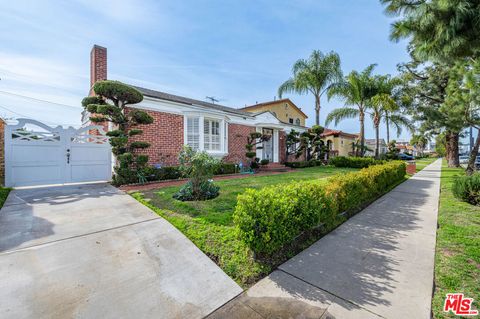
[452,173,480,206]
[173,146,220,201]
[260,159,270,165]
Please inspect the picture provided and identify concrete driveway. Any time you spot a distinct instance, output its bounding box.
[0,183,241,319]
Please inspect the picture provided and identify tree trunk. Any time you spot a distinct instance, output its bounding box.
[359,110,365,157]
[446,131,460,167]
[385,112,390,144]
[466,128,480,175]
[315,95,320,126]
[375,122,380,159]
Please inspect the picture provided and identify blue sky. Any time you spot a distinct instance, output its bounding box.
[0,0,413,140]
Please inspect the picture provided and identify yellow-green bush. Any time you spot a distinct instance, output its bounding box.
[234,161,406,256]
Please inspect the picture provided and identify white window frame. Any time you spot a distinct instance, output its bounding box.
[184,114,227,156]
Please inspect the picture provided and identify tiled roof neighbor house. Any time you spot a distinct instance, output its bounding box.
[82,45,307,166]
[320,128,358,157]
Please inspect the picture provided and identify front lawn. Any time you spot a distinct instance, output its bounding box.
[416,157,437,172]
[132,165,356,286]
[432,161,480,318]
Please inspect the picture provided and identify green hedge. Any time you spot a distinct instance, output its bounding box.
[141,163,237,184]
[329,156,384,168]
[285,160,323,168]
[233,161,406,255]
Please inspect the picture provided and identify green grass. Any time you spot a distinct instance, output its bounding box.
[131,165,357,286]
[0,187,11,208]
[416,157,438,172]
[432,161,480,318]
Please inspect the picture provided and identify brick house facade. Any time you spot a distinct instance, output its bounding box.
[83,45,307,166]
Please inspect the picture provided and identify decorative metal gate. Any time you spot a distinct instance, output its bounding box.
[5,119,112,187]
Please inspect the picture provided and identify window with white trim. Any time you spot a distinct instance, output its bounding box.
[186,117,200,150]
[204,119,221,151]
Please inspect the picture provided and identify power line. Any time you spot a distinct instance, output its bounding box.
[0,90,82,110]
[0,104,80,127]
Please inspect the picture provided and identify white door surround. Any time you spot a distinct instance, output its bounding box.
[256,127,280,163]
[5,119,112,187]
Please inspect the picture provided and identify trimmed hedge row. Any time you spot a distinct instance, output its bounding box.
[285,160,323,168]
[329,156,385,168]
[233,161,406,255]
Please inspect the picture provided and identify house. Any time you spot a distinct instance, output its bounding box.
[241,99,308,126]
[320,129,358,157]
[83,45,307,166]
[365,138,387,156]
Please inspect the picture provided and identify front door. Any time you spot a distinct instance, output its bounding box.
[262,128,274,161]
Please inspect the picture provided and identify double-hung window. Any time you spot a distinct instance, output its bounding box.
[185,116,224,153]
[204,119,221,151]
[186,117,200,150]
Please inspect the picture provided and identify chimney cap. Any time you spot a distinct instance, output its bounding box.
[92,44,107,51]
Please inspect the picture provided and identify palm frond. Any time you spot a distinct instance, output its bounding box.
[325,107,360,127]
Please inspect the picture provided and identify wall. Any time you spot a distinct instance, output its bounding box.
[126,108,184,166]
[243,100,306,126]
[223,123,256,164]
[321,135,356,157]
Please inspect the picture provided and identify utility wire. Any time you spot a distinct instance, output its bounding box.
[0,90,82,110]
[0,104,80,127]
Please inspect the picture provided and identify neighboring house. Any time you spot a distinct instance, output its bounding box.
[396,143,417,156]
[365,138,387,156]
[320,129,358,157]
[83,45,306,166]
[241,99,308,126]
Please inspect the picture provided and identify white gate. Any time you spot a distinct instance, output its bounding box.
[5,119,112,187]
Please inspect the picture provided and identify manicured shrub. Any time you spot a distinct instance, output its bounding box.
[260,159,270,165]
[329,156,384,168]
[233,161,406,256]
[452,173,480,206]
[215,163,237,175]
[285,160,322,168]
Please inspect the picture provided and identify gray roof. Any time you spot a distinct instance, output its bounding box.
[134,86,252,117]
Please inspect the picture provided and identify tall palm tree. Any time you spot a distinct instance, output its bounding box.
[325,64,377,156]
[384,111,414,144]
[369,75,413,158]
[278,50,343,125]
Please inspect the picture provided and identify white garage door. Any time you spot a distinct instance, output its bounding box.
[5,119,112,187]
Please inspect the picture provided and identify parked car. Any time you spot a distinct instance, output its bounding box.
[398,153,414,160]
[459,155,469,164]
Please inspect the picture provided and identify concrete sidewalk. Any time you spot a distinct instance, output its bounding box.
[208,159,442,319]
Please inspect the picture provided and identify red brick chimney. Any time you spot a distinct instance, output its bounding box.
[90,45,107,95]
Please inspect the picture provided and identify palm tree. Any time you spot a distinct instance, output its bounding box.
[278,50,343,125]
[384,111,414,144]
[325,64,377,156]
[410,134,429,156]
[369,75,413,158]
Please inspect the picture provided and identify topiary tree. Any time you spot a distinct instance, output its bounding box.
[82,80,154,185]
[285,129,302,159]
[245,132,271,169]
[297,125,326,160]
